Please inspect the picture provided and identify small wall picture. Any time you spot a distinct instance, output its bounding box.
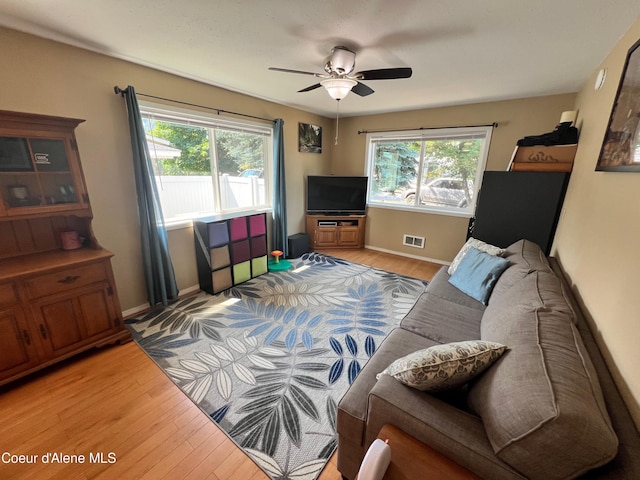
[596,38,640,172]
[299,123,322,153]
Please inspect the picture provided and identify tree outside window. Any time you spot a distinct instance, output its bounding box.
[141,109,272,223]
[366,127,492,216]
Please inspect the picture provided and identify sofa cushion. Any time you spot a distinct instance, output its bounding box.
[490,239,552,301]
[449,247,510,305]
[448,237,506,275]
[468,271,618,479]
[421,266,487,311]
[378,340,507,392]
[365,374,524,480]
[549,258,640,478]
[401,267,484,344]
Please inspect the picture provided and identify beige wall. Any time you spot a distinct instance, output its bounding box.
[553,18,640,427]
[0,27,333,311]
[330,95,576,261]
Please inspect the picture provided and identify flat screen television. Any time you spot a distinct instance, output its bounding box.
[307,175,368,214]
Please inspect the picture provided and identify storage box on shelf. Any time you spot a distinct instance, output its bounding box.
[0,110,128,386]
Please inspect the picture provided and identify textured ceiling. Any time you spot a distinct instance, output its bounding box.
[1,1,639,117]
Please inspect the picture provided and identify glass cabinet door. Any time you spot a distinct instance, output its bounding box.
[0,136,82,213]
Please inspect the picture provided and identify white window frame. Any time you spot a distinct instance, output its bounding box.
[139,101,273,228]
[365,126,492,217]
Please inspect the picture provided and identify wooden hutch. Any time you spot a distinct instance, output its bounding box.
[0,110,129,386]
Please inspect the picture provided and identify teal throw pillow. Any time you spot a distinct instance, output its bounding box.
[448,247,510,304]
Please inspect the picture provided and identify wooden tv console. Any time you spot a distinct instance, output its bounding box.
[305,214,366,249]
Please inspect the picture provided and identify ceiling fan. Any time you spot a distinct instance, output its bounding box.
[269,46,412,101]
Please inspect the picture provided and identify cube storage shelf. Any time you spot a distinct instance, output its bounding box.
[194,212,268,294]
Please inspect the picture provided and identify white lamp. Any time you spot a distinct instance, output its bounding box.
[559,110,578,125]
[320,78,357,100]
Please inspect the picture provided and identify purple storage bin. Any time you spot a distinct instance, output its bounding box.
[208,222,229,247]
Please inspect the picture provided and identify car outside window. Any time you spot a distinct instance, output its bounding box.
[365,126,492,216]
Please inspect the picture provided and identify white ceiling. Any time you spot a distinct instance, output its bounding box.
[1,1,639,118]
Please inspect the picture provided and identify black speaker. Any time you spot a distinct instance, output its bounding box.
[288,233,310,258]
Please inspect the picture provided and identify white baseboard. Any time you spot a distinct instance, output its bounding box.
[180,284,202,296]
[364,244,450,266]
[122,284,201,319]
[122,304,149,319]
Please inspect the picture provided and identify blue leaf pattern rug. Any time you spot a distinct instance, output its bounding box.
[126,253,426,480]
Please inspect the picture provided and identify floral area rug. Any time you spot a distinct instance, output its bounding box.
[125,253,426,480]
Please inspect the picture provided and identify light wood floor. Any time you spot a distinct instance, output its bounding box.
[0,249,441,480]
[314,248,442,282]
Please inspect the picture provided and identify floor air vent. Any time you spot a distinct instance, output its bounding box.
[403,234,425,249]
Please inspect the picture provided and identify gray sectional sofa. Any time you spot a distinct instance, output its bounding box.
[336,239,640,479]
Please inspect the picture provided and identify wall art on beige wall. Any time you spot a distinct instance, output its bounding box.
[597,38,640,172]
[299,123,322,153]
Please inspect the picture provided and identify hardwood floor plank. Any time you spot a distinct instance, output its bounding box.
[179,450,224,480]
[315,248,441,282]
[138,442,194,480]
[161,429,227,480]
[0,248,438,480]
[187,421,225,450]
[214,447,262,480]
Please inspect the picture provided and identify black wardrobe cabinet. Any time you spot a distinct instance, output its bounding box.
[469,171,570,255]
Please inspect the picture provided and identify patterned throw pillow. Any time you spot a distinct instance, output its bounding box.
[377,340,507,392]
[448,238,506,275]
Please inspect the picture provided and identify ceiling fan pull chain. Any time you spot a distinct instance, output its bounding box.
[335,99,340,145]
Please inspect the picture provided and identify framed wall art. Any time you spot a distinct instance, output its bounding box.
[299,123,322,153]
[596,38,640,172]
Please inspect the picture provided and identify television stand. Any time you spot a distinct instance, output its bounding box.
[306,214,366,249]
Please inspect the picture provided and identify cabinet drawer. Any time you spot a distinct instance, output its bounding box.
[0,283,19,306]
[25,263,108,299]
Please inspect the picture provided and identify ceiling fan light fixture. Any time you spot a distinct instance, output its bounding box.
[326,46,356,75]
[320,78,358,100]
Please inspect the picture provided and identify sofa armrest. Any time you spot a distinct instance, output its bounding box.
[366,375,524,480]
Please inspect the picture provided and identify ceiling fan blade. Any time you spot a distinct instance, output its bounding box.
[298,83,322,93]
[356,67,413,80]
[268,67,321,77]
[351,82,375,97]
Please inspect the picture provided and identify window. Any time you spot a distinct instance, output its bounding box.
[366,126,492,216]
[140,102,273,225]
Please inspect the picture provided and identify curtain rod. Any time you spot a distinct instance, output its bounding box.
[113,86,276,124]
[357,122,498,135]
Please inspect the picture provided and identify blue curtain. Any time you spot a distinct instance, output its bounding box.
[272,118,288,257]
[121,85,179,306]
